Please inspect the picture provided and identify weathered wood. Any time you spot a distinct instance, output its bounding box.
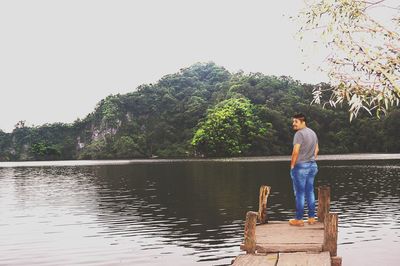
[331,256,342,266]
[240,243,323,253]
[232,253,278,266]
[277,251,331,266]
[257,233,324,244]
[243,211,258,254]
[256,221,324,230]
[258,185,271,224]
[234,185,341,266]
[317,186,331,223]
[255,243,323,253]
[240,219,325,253]
[255,222,324,244]
[323,212,338,256]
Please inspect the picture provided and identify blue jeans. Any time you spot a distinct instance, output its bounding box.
[290,161,318,220]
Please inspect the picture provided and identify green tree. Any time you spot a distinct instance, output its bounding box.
[113,135,145,158]
[191,97,270,157]
[30,141,61,160]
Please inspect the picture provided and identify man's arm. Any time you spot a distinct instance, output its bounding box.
[314,143,319,159]
[291,144,300,169]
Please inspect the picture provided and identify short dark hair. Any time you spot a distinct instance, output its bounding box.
[292,113,307,123]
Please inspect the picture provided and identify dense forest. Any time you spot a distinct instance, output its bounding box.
[0,62,399,161]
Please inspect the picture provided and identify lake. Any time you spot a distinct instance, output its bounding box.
[0,154,399,265]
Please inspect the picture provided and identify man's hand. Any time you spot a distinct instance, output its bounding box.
[291,144,300,169]
[314,143,319,160]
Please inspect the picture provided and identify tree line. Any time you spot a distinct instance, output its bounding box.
[0,62,398,161]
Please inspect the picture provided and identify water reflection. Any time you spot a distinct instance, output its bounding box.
[0,158,399,265]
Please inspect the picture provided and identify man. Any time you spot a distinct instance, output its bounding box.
[289,113,319,226]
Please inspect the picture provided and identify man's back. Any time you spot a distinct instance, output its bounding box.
[293,127,318,163]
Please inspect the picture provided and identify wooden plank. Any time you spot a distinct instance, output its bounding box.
[256,243,323,253]
[257,221,324,229]
[277,251,331,266]
[240,243,323,253]
[232,253,278,266]
[257,233,324,244]
[240,220,325,253]
[255,221,324,245]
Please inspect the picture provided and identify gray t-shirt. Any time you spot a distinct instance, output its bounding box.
[293,127,318,163]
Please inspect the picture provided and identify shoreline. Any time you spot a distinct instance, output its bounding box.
[0,153,399,168]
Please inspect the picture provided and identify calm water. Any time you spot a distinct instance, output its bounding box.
[0,155,399,265]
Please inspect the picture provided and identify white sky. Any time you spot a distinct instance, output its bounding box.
[0,0,336,132]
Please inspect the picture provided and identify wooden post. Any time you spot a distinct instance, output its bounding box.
[331,256,342,266]
[323,212,338,257]
[317,186,331,223]
[258,185,271,224]
[244,211,258,254]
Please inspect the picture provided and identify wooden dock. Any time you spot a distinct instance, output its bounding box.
[231,186,342,266]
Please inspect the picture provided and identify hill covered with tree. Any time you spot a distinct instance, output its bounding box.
[0,62,398,161]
